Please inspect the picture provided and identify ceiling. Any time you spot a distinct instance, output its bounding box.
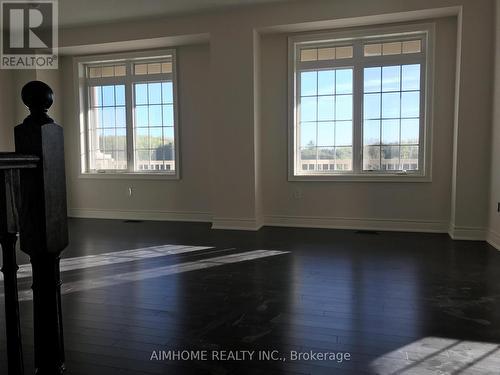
[59,0,292,28]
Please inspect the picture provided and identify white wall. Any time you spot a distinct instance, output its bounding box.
[488,0,500,249]
[0,0,496,239]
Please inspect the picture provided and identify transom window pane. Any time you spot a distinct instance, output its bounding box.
[88,64,126,78]
[364,40,421,57]
[300,45,353,62]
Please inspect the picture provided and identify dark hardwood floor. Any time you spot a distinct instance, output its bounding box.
[1,218,500,374]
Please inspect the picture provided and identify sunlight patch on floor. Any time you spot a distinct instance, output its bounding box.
[370,336,500,374]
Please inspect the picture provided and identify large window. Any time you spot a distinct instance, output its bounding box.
[289,26,432,180]
[79,51,179,176]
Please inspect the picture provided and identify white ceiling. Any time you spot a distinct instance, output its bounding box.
[59,0,292,27]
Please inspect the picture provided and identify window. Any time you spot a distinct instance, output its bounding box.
[289,25,432,180]
[79,50,179,176]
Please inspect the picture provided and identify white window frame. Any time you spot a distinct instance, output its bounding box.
[74,49,180,180]
[288,23,435,182]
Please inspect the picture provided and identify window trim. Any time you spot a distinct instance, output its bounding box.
[73,49,181,180]
[288,23,435,182]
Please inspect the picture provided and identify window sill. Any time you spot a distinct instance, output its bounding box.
[288,172,431,182]
[79,172,180,180]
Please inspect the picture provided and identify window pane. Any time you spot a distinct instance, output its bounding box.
[364,43,381,56]
[318,70,335,95]
[382,93,400,118]
[400,145,419,170]
[363,146,380,170]
[161,105,173,126]
[363,120,380,146]
[300,122,316,148]
[115,107,126,128]
[318,147,335,160]
[335,95,352,120]
[401,119,420,144]
[114,65,126,76]
[381,146,400,170]
[135,128,149,148]
[149,105,162,126]
[300,97,317,122]
[116,128,126,150]
[148,63,161,74]
[115,85,125,106]
[336,69,352,94]
[335,46,353,59]
[402,64,420,91]
[364,67,381,93]
[300,48,317,61]
[135,64,148,75]
[401,92,420,118]
[318,96,334,121]
[148,83,162,104]
[90,86,102,107]
[300,147,317,160]
[102,86,114,106]
[161,62,172,73]
[135,84,148,105]
[89,67,101,78]
[317,122,334,146]
[335,147,352,170]
[90,108,102,129]
[301,71,317,96]
[382,66,400,92]
[135,106,148,127]
[382,42,402,55]
[402,40,421,54]
[162,82,173,103]
[101,66,114,77]
[364,94,380,119]
[102,108,115,127]
[381,120,400,145]
[335,121,352,146]
[317,47,335,60]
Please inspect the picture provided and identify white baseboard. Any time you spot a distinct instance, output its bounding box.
[211,217,263,231]
[67,209,493,244]
[487,230,500,250]
[68,208,212,223]
[263,214,448,233]
[448,225,487,241]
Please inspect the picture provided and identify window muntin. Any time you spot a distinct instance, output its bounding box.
[82,52,178,175]
[291,30,429,178]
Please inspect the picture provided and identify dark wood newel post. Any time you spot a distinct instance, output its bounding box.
[15,81,69,375]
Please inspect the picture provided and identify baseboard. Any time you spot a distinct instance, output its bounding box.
[448,224,487,241]
[263,215,448,233]
[68,208,212,223]
[211,217,263,231]
[487,230,500,250]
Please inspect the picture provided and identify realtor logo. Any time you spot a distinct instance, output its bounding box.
[1,0,58,69]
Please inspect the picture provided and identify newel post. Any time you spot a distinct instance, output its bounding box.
[14,81,68,375]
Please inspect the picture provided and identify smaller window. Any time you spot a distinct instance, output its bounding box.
[79,51,179,176]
